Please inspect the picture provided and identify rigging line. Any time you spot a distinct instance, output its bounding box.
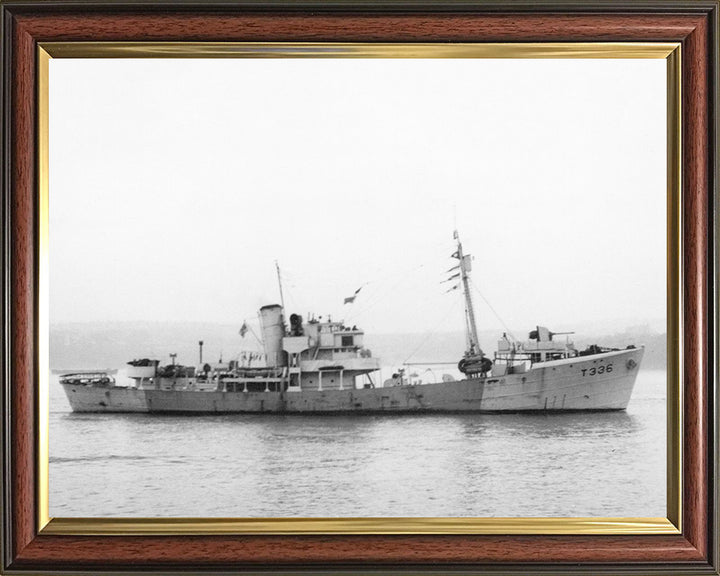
[402,297,462,365]
[469,278,518,341]
[277,268,299,309]
[246,323,264,348]
[358,261,427,295]
[280,270,300,293]
[343,284,390,324]
[346,243,456,326]
[343,268,422,325]
[344,272,416,326]
[284,283,300,313]
[274,268,305,319]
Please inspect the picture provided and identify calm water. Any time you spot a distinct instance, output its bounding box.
[49,370,666,517]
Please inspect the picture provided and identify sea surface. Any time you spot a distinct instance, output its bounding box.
[49,369,666,518]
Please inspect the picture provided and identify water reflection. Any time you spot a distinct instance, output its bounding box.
[459,411,642,439]
[50,371,667,518]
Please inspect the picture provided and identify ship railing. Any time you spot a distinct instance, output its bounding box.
[494,352,534,362]
[222,376,286,383]
[494,350,578,363]
[299,357,380,372]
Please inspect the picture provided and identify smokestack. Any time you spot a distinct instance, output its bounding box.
[259,304,287,367]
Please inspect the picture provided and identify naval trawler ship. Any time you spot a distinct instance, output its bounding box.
[60,232,644,414]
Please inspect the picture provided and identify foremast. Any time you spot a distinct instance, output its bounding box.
[451,231,492,375]
[452,230,482,357]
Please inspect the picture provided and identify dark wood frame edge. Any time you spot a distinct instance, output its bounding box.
[0,0,718,14]
[1,0,12,572]
[1,2,717,574]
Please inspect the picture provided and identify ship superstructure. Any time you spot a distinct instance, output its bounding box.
[218,305,380,394]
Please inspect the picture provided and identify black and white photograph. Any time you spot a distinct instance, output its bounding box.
[48,55,667,519]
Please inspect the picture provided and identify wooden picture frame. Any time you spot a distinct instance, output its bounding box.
[1,1,717,573]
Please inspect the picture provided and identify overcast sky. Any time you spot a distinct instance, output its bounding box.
[49,57,666,335]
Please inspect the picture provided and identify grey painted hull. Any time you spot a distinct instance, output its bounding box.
[61,384,149,413]
[61,348,643,414]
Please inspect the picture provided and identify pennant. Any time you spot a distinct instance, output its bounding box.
[441,273,461,284]
[344,286,363,305]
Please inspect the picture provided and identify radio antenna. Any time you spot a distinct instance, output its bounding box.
[275,260,286,311]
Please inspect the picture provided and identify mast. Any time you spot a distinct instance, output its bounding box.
[453,230,483,357]
[275,260,286,311]
[273,261,289,398]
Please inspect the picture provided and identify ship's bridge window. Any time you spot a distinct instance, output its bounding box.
[341,335,354,347]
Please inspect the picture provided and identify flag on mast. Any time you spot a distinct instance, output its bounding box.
[344,287,363,305]
[239,321,248,338]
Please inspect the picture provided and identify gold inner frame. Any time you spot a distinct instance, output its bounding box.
[36,41,682,536]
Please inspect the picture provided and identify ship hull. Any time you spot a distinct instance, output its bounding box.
[61,348,643,414]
